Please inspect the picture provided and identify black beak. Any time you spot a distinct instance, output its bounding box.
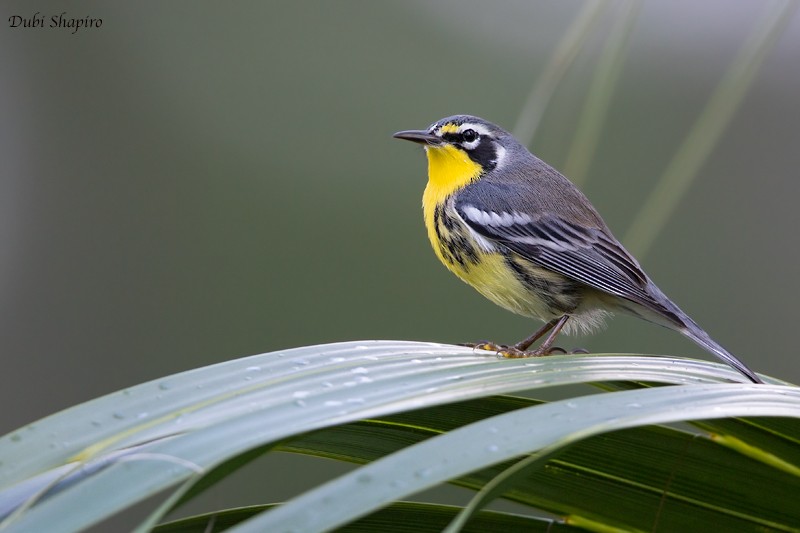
[393,129,442,146]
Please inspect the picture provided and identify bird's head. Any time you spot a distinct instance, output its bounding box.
[394,115,512,189]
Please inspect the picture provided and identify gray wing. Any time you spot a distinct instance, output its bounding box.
[455,198,673,317]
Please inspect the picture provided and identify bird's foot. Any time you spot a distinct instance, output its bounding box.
[463,341,589,357]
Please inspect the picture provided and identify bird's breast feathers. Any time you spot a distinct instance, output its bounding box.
[423,196,580,321]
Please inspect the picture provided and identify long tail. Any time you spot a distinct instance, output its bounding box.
[679,317,762,383]
[618,280,764,383]
[638,282,763,383]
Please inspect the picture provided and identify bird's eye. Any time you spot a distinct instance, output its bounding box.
[461,129,478,143]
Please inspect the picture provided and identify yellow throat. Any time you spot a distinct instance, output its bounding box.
[421,144,482,215]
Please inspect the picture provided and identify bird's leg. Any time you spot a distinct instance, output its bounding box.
[499,315,571,358]
[512,318,559,351]
[528,315,570,355]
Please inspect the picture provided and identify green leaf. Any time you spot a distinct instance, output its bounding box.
[153,502,574,533]
[601,381,800,474]
[230,383,800,532]
[0,341,794,532]
[277,397,800,531]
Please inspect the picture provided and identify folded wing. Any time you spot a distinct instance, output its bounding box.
[456,200,678,323]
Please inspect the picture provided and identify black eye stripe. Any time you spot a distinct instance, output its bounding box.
[441,132,461,143]
[432,125,497,171]
[440,130,481,145]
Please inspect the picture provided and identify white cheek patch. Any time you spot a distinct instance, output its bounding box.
[492,145,507,168]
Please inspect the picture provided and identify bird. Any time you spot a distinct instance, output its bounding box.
[393,114,761,383]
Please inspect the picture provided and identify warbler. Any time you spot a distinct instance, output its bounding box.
[394,115,761,383]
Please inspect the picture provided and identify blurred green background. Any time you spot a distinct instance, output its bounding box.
[1,0,799,524]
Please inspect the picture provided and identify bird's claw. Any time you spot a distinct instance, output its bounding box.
[465,342,576,358]
[464,339,592,357]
